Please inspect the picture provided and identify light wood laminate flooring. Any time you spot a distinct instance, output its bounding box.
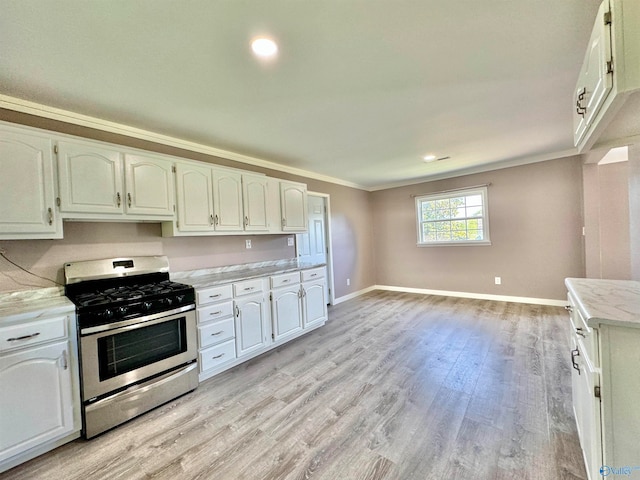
[2,291,586,480]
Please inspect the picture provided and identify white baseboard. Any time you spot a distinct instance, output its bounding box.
[333,284,567,307]
[332,286,378,305]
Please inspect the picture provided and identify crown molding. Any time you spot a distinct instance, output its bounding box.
[367,148,579,191]
[0,94,368,191]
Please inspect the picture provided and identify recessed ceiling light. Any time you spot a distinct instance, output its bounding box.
[251,37,278,58]
[422,155,450,163]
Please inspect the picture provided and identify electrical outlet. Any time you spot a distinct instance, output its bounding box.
[245,239,252,249]
[494,276,501,285]
[347,278,351,286]
[287,237,294,247]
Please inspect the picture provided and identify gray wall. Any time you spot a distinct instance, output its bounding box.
[370,157,585,300]
[583,161,631,279]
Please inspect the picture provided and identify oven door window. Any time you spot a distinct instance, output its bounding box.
[98,317,188,381]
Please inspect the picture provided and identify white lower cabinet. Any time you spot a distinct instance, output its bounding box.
[567,281,640,480]
[301,267,328,329]
[270,272,303,342]
[192,267,327,382]
[0,311,80,473]
[234,293,269,358]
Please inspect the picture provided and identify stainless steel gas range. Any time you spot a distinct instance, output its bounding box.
[64,256,198,438]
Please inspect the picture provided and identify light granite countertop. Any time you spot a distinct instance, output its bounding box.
[172,258,326,289]
[0,259,326,324]
[0,286,75,325]
[565,278,640,328]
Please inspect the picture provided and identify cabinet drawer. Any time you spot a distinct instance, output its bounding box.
[0,316,68,353]
[301,267,325,282]
[196,284,233,306]
[197,301,233,324]
[270,272,300,289]
[233,278,264,297]
[199,339,236,372]
[198,317,235,348]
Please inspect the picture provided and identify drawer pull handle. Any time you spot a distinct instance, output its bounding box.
[310,273,317,277]
[211,331,224,336]
[570,348,581,375]
[244,287,255,291]
[209,294,221,298]
[212,353,225,359]
[7,332,41,342]
[210,311,222,316]
[282,279,290,283]
[575,327,586,338]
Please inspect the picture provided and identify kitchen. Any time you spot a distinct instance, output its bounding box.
[1,1,640,479]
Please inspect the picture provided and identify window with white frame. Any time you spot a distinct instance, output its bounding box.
[415,186,490,246]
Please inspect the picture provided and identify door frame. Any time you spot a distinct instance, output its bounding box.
[296,191,335,306]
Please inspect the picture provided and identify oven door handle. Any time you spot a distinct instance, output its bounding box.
[81,305,195,337]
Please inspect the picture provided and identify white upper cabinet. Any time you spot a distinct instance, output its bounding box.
[242,174,269,232]
[212,169,243,232]
[166,163,290,237]
[123,153,174,217]
[174,162,214,232]
[574,0,640,151]
[57,140,175,220]
[0,126,61,239]
[57,141,123,215]
[574,1,613,146]
[280,180,308,232]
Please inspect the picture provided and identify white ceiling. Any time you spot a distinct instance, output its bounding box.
[1,1,601,190]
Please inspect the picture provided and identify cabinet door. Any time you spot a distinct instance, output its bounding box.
[212,169,243,231]
[280,181,308,232]
[175,162,214,231]
[271,286,303,341]
[234,295,268,357]
[571,337,602,480]
[0,129,60,237]
[0,341,74,463]
[574,0,613,145]
[242,174,269,232]
[57,140,123,214]
[302,280,327,328]
[124,154,175,217]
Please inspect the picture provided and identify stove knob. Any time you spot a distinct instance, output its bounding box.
[176,294,185,304]
[165,297,173,306]
[103,309,114,320]
[142,301,153,312]
[117,306,128,317]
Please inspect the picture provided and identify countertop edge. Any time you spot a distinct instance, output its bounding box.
[565,277,640,329]
[172,259,327,289]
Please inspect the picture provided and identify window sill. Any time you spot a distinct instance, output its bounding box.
[417,240,492,247]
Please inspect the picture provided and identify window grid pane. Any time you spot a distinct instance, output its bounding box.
[417,188,489,245]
